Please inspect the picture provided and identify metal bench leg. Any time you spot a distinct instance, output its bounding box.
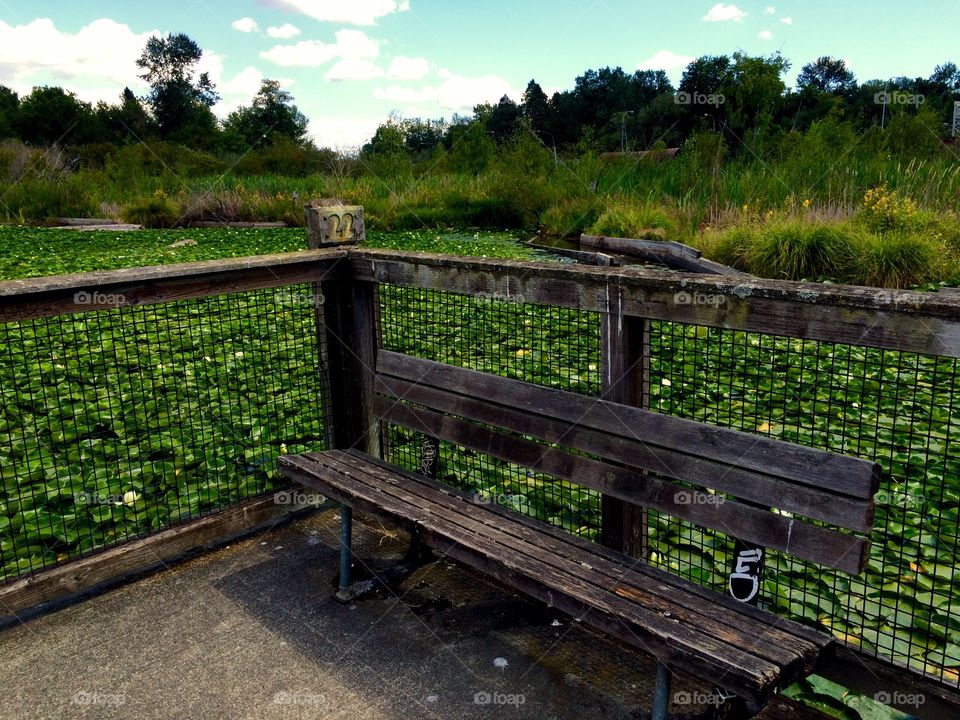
[333,515,433,604]
[651,660,672,720]
[338,504,353,592]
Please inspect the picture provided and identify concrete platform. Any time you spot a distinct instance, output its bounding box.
[0,509,811,719]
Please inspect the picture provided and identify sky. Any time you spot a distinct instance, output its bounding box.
[0,1,958,149]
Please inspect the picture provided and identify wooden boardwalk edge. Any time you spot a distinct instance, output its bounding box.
[0,493,326,627]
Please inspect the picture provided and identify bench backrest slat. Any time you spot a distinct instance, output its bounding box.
[374,350,880,574]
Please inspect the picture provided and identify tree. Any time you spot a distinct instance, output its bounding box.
[15,86,100,146]
[96,88,154,143]
[223,80,308,151]
[487,95,522,143]
[136,33,219,147]
[0,86,18,139]
[797,57,857,95]
[722,52,790,139]
[521,80,551,135]
[930,62,960,93]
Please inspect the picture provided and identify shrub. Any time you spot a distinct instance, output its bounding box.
[122,193,180,228]
[745,219,857,280]
[588,199,679,240]
[540,198,600,237]
[849,230,947,288]
[860,184,919,233]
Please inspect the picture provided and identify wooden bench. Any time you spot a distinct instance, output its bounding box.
[278,350,880,716]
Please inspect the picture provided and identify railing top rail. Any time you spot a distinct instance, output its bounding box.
[0,249,350,323]
[350,249,960,358]
[2,245,960,356]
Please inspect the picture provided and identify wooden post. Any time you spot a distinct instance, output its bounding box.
[319,276,380,456]
[305,201,365,249]
[599,282,650,558]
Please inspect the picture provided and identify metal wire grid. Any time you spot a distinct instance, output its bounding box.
[376,285,960,687]
[647,320,960,687]
[0,285,329,583]
[377,284,603,539]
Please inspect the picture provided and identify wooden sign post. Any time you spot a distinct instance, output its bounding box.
[305,200,365,249]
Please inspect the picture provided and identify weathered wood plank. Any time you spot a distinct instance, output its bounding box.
[351,250,960,356]
[0,494,321,623]
[816,644,960,720]
[374,373,874,529]
[0,250,349,322]
[353,448,834,650]
[581,235,752,278]
[374,397,870,574]
[278,453,786,700]
[321,279,379,454]
[319,450,825,674]
[377,351,881,502]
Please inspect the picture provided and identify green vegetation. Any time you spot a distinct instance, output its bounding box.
[2,35,959,288]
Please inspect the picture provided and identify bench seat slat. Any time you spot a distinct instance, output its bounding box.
[376,396,870,574]
[317,450,826,672]
[377,350,880,500]
[353,449,834,651]
[375,373,873,531]
[279,451,835,700]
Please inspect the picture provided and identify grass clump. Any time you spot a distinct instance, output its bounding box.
[122,193,180,228]
[587,198,679,241]
[744,219,858,281]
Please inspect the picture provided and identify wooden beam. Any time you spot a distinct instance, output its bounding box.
[0,494,322,624]
[0,250,350,322]
[320,278,380,454]
[350,250,960,357]
[816,645,960,720]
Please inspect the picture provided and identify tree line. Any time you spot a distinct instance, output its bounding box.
[0,34,311,161]
[363,54,960,170]
[1,31,958,173]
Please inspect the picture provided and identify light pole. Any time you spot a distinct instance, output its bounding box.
[620,111,634,152]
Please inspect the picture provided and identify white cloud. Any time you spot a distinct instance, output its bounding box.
[260,0,411,26]
[326,58,384,81]
[308,114,381,150]
[387,55,429,80]
[0,18,158,95]
[637,49,695,73]
[217,66,265,115]
[758,30,773,40]
[780,16,793,25]
[232,17,259,32]
[703,3,746,22]
[373,71,517,112]
[267,23,301,38]
[261,29,379,68]
[763,6,776,14]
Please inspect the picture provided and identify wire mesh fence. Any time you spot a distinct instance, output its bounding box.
[377,284,960,689]
[378,284,603,538]
[0,285,329,583]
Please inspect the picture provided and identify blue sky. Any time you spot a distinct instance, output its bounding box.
[0,1,957,147]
